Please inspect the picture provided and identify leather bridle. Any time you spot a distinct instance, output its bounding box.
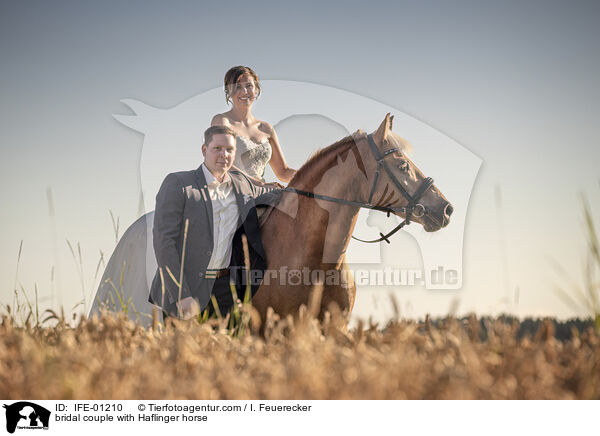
[283,133,435,243]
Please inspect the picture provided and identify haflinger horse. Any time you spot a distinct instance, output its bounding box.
[252,114,452,322]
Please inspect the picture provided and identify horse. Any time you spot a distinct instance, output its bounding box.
[252,114,452,322]
[89,114,452,327]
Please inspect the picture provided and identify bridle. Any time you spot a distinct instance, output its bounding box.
[283,133,435,244]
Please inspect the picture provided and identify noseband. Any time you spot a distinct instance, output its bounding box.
[284,133,434,244]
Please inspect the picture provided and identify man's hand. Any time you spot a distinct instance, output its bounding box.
[176,296,200,320]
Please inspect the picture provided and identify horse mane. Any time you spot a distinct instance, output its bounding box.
[289,133,367,186]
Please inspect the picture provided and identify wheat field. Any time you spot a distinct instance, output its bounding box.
[1,308,598,400]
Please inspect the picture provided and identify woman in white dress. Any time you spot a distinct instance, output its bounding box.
[212,66,296,183]
[89,66,293,325]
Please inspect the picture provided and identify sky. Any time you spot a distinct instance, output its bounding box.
[1,0,599,322]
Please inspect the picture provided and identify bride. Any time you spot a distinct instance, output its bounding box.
[213,65,296,182]
[89,66,294,325]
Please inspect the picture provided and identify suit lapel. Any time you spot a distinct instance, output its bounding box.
[193,165,214,239]
[230,173,247,229]
[229,172,265,259]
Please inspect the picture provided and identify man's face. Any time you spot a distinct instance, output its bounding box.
[202,133,236,174]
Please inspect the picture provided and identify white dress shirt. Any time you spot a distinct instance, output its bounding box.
[201,164,239,270]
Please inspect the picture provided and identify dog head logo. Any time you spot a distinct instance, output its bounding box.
[3,402,50,433]
[113,80,481,289]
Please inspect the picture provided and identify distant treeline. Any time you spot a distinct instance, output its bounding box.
[399,315,597,342]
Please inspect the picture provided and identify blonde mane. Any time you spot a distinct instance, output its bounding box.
[288,128,413,190]
[289,134,367,187]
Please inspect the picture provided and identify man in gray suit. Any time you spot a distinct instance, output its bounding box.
[148,125,275,319]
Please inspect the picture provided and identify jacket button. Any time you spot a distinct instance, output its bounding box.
[207,250,212,256]
[198,272,204,278]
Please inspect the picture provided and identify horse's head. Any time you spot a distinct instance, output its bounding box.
[363,114,453,232]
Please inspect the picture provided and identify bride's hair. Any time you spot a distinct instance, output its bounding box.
[224,66,262,104]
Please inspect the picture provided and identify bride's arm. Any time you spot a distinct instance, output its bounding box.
[264,123,296,183]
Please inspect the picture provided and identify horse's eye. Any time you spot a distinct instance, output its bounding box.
[399,161,409,172]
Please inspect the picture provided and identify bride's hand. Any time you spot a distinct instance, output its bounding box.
[264,182,284,189]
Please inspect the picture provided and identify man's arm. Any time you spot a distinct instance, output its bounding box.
[153,173,193,306]
[229,168,283,196]
[231,165,283,190]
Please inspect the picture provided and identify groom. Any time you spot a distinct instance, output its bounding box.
[148,125,275,319]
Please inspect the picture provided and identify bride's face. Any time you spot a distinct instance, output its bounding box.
[231,74,258,108]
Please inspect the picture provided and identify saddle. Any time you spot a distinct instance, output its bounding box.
[255,189,283,227]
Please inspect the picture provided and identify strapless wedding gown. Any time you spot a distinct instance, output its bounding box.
[88,136,272,325]
[234,135,272,181]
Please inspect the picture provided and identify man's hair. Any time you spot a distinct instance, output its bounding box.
[204,125,236,146]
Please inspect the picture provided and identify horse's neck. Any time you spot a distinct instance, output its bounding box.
[290,144,366,266]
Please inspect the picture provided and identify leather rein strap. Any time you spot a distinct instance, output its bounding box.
[283,133,434,244]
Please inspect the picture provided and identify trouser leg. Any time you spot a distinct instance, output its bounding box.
[162,275,237,322]
[207,275,237,317]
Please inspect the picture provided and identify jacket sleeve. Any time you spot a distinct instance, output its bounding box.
[246,174,283,198]
[152,173,193,304]
[246,177,283,207]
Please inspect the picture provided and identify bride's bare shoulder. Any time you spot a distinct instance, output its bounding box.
[257,120,274,136]
[211,113,232,126]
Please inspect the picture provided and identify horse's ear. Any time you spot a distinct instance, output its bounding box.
[373,113,392,145]
[389,115,394,130]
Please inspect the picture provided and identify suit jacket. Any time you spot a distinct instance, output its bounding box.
[148,165,276,315]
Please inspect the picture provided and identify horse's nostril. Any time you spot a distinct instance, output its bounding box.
[444,203,454,218]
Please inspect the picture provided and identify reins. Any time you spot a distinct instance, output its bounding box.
[283,133,434,244]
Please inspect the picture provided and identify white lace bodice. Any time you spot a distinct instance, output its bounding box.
[234,136,272,181]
